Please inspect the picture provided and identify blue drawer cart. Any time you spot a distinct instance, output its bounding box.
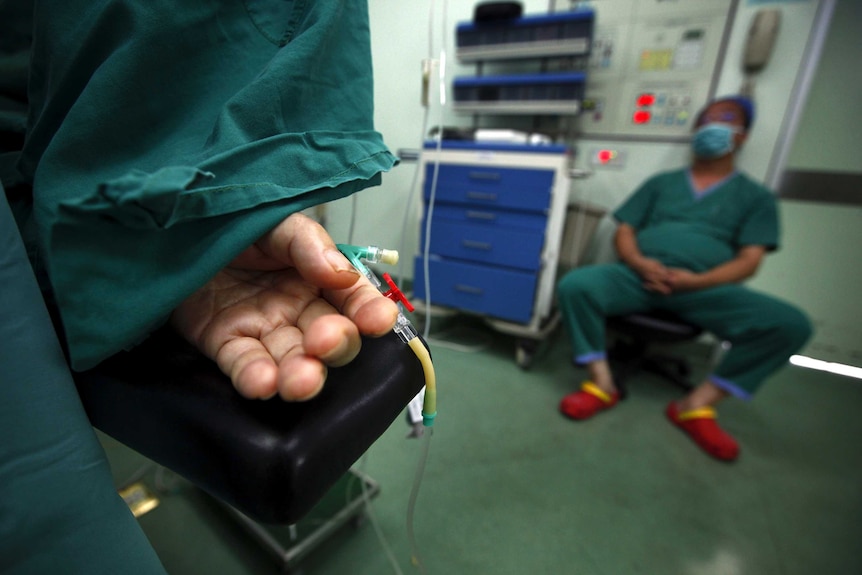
[414,141,572,365]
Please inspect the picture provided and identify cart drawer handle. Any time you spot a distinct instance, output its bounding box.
[454,284,484,295]
[466,191,498,202]
[466,210,497,221]
[462,240,492,251]
[468,171,501,181]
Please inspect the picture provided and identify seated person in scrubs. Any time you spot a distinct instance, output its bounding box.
[555,96,812,461]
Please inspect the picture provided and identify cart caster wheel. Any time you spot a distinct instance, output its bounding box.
[516,340,537,369]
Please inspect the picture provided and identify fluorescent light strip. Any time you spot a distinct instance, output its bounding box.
[789,355,862,380]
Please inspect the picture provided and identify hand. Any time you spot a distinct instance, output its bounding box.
[169,213,399,401]
[665,268,704,292]
[631,257,672,294]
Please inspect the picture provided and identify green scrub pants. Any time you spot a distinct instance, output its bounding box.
[557,263,812,398]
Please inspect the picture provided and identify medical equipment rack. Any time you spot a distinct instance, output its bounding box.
[456,10,595,62]
[415,8,593,367]
[453,8,594,115]
[453,72,587,115]
[414,141,572,367]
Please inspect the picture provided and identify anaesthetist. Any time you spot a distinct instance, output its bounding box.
[556,96,812,461]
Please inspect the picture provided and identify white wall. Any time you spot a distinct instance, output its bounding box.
[786,0,862,173]
[745,0,862,366]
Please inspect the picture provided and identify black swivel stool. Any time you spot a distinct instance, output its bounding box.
[606,310,704,398]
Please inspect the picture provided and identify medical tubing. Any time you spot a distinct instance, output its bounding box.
[397,0,441,287]
[336,244,381,288]
[396,105,431,289]
[406,427,434,575]
[422,138,442,341]
[348,193,358,244]
[408,337,437,426]
[422,0,448,341]
[358,454,406,575]
[366,245,399,266]
[336,244,436,425]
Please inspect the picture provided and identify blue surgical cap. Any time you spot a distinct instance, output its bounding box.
[698,95,756,130]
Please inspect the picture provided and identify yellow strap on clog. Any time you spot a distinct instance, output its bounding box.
[676,406,717,422]
[581,381,613,404]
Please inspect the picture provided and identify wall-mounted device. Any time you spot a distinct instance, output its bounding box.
[579,0,737,141]
[741,8,781,97]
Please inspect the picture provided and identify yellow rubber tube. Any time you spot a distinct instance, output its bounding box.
[407,337,436,426]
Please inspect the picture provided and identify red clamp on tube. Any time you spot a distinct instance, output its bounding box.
[382,273,414,312]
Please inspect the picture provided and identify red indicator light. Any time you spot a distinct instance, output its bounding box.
[633,110,651,124]
[636,93,656,107]
[598,150,614,164]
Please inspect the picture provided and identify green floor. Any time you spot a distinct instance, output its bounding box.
[101,319,862,575]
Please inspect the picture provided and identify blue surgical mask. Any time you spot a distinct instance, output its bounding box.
[692,123,741,158]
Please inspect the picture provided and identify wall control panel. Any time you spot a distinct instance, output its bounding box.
[579,0,737,140]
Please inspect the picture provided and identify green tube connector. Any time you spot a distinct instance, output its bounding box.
[336,244,398,273]
[422,389,437,427]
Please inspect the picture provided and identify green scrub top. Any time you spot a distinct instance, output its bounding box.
[16,0,397,370]
[613,169,779,273]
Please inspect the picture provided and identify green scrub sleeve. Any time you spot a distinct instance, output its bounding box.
[612,173,661,229]
[736,187,780,251]
[20,0,398,370]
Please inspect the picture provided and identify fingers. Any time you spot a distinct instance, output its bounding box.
[207,212,404,401]
[236,212,399,334]
[255,213,361,290]
[351,296,400,336]
[215,324,339,401]
[225,331,330,401]
[638,258,672,294]
[275,355,328,401]
[640,267,670,284]
[323,279,399,336]
[252,313,375,401]
[298,301,362,367]
[271,299,399,400]
[643,279,672,294]
[267,313,363,401]
[216,305,389,401]
[215,336,281,399]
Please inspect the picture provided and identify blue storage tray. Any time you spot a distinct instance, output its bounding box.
[421,218,545,271]
[413,256,537,324]
[429,204,547,231]
[453,72,586,107]
[456,10,595,61]
[425,164,553,212]
[423,141,569,154]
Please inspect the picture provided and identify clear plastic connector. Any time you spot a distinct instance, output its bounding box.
[393,313,419,343]
[364,246,399,266]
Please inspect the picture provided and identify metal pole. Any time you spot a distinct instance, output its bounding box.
[766,0,836,191]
